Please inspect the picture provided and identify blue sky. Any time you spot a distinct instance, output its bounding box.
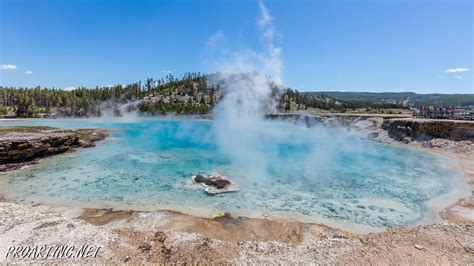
[0,0,472,93]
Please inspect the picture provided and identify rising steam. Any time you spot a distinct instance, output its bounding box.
[210,0,284,178]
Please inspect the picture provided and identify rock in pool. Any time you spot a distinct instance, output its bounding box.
[191,174,239,194]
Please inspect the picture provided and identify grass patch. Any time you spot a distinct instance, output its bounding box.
[15,143,30,149]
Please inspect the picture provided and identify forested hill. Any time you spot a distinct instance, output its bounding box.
[311,91,474,107]
[0,73,403,118]
[0,73,214,117]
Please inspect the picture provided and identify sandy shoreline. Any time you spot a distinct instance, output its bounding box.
[0,118,473,263]
[1,195,473,264]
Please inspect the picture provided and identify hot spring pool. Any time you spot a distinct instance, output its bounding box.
[0,118,469,231]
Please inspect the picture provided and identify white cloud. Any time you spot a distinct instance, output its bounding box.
[454,75,463,79]
[444,67,469,73]
[207,30,223,47]
[161,70,172,75]
[64,86,76,91]
[258,0,274,39]
[25,70,32,74]
[1,64,17,71]
[256,0,282,85]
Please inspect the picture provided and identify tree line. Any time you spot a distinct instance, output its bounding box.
[0,72,210,117]
[279,88,404,113]
[0,72,403,118]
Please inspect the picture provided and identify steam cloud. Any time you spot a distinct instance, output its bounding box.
[210,0,284,178]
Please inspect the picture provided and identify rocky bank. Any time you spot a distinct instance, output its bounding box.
[0,126,109,172]
[268,114,474,143]
[382,118,474,142]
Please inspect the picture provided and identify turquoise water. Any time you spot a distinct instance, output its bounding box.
[0,118,468,230]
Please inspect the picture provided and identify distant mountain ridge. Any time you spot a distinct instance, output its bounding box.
[305,91,474,107]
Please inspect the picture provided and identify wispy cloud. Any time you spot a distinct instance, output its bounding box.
[64,86,76,91]
[444,67,469,73]
[454,75,463,80]
[1,64,17,71]
[207,30,223,47]
[258,0,274,40]
[257,0,282,85]
[25,70,32,74]
[162,70,172,75]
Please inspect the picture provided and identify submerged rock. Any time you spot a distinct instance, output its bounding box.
[367,132,379,140]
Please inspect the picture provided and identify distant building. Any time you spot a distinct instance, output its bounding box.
[413,106,473,120]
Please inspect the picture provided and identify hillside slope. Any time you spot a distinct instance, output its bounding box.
[312,91,474,107]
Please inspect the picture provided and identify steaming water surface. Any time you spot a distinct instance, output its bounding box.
[0,118,469,231]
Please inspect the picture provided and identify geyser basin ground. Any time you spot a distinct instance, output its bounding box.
[0,118,469,232]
